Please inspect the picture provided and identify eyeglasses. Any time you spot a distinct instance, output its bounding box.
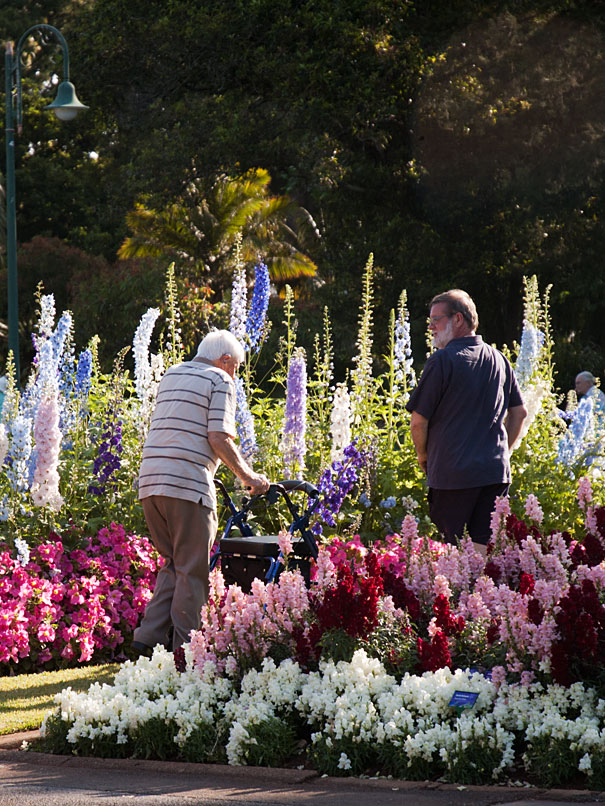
[428,314,452,325]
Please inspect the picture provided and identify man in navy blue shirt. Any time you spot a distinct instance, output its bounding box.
[406,289,527,553]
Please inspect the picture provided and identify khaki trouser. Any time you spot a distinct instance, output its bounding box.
[134,495,218,650]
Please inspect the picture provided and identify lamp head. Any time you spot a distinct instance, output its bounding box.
[46,80,88,121]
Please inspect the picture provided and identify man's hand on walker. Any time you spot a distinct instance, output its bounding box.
[245,474,271,495]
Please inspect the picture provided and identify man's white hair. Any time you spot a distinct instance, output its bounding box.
[576,371,596,385]
[196,330,245,363]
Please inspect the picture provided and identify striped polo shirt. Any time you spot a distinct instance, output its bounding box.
[138,357,236,510]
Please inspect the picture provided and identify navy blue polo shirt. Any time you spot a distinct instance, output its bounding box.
[406,335,524,489]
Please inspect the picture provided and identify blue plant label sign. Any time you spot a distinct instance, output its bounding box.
[449,690,479,709]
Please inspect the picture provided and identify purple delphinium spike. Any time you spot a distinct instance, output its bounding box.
[311,441,368,535]
[88,416,124,496]
[245,260,270,353]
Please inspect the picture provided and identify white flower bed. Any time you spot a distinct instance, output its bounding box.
[41,647,605,786]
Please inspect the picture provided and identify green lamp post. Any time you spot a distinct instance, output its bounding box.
[4,23,87,380]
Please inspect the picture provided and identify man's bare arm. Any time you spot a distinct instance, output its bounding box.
[208,431,269,494]
[505,404,528,450]
[410,411,429,473]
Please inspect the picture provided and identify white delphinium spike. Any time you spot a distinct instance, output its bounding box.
[330,382,352,465]
[133,308,161,403]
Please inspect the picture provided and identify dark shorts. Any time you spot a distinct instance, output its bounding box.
[428,483,510,546]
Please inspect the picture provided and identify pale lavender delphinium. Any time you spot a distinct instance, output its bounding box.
[229,262,247,344]
[281,347,307,479]
[515,322,545,390]
[393,294,416,400]
[234,376,257,461]
[31,384,64,512]
[558,395,595,468]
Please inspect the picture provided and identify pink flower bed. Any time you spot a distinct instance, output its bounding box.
[0,523,160,672]
[189,485,605,691]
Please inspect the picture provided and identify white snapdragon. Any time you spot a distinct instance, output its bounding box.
[48,647,232,751]
[223,658,305,765]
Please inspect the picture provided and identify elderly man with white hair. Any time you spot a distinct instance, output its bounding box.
[132,330,269,656]
[575,371,605,417]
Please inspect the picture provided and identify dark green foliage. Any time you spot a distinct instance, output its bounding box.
[309,733,379,777]
[524,735,581,788]
[131,717,180,761]
[244,717,299,768]
[376,739,410,780]
[0,237,166,371]
[180,720,228,764]
[3,1,605,386]
[317,628,358,664]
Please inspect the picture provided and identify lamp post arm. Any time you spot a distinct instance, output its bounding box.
[13,24,71,132]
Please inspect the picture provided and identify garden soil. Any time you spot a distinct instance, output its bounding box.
[0,731,603,806]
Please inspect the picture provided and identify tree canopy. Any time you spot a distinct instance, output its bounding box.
[2,0,605,385]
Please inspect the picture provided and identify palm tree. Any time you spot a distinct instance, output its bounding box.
[118,167,319,290]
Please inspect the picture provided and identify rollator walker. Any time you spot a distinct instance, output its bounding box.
[209,478,320,592]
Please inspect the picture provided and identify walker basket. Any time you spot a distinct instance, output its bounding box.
[211,479,319,593]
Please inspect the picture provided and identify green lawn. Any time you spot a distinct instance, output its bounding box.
[0,664,120,735]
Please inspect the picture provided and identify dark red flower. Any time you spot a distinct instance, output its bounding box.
[484,561,501,583]
[550,642,572,686]
[173,646,186,673]
[519,573,535,596]
[307,551,384,656]
[570,533,605,568]
[432,594,465,637]
[381,568,421,623]
[527,598,543,626]
[505,514,543,547]
[595,506,605,539]
[550,580,605,685]
[486,620,500,644]
[417,630,451,672]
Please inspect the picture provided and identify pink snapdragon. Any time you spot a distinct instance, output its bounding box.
[577,476,599,536]
[190,568,311,679]
[524,494,544,524]
[433,574,452,599]
[490,495,511,544]
[400,514,420,541]
[457,590,492,622]
[277,529,294,558]
[578,476,593,510]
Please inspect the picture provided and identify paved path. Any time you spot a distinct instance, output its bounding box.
[0,732,603,806]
